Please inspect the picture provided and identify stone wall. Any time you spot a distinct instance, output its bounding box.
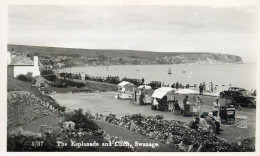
[7,91,56,127]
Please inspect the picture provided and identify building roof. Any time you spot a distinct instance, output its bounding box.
[9,55,34,66]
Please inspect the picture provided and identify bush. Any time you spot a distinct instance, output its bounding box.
[17,74,27,81]
[66,81,85,88]
[43,74,56,81]
[17,73,32,82]
[41,70,54,76]
[64,109,98,131]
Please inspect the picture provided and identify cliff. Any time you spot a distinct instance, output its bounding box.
[154,53,243,64]
[8,44,243,67]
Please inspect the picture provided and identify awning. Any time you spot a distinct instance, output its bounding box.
[152,87,175,99]
[118,81,131,87]
[138,85,152,89]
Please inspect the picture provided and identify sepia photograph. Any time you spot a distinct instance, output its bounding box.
[2,0,259,153]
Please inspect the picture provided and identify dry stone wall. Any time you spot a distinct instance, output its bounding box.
[7,91,56,127]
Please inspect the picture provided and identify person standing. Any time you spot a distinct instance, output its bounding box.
[139,92,145,105]
[203,82,206,92]
[213,98,221,117]
[183,95,189,116]
[176,82,179,90]
[199,83,203,95]
[153,98,159,110]
[142,77,145,85]
[210,82,214,93]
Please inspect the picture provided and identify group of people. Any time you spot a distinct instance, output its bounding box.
[171,82,191,90]
[199,82,216,95]
[188,98,223,134]
[189,112,223,134]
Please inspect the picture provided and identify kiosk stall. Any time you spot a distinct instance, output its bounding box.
[137,85,153,104]
[151,87,176,111]
[116,81,134,100]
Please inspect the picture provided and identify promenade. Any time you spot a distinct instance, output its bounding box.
[51,92,256,142]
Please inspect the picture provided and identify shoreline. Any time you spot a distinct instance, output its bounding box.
[58,62,248,69]
[55,64,256,91]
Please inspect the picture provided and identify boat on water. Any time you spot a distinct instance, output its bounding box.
[168,67,172,74]
[182,71,186,73]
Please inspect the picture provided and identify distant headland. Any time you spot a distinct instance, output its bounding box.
[8,44,243,67]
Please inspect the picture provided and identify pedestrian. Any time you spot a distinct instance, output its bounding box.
[153,98,159,110]
[142,77,144,84]
[139,92,145,105]
[176,82,179,90]
[210,82,214,93]
[199,83,203,95]
[183,95,189,116]
[203,82,206,92]
[213,98,221,117]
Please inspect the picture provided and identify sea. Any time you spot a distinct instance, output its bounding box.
[60,63,257,91]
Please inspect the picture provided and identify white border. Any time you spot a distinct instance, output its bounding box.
[0,1,259,156]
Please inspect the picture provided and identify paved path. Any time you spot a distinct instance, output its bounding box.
[95,120,177,152]
[51,92,256,142]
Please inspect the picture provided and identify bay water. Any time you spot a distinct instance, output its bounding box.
[61,63,257,91]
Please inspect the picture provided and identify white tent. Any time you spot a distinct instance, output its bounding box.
[138,85,152,89]
[117,81,134,100]
[118,81,131,87]
[152,87,176,99]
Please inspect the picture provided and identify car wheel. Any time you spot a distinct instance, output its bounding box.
[227,117,235,125]
[248,101,254,108]
[220,92,224,98]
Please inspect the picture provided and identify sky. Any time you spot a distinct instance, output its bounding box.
[8,5,258,62]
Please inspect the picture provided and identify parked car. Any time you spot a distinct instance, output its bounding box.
[220,87,256,108]
[148,81,162,90]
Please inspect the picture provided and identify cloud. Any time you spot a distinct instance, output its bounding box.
[8,5,258,62]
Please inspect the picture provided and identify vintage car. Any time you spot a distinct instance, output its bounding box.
[220,87,256,108]
[148,81,162,90]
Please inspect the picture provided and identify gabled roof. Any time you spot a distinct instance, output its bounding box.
[9,55,34,66]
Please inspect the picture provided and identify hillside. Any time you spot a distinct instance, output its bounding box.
[8,44,243,65]
[7,75,56,104]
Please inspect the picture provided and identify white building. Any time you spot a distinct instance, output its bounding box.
[8,53,41,77]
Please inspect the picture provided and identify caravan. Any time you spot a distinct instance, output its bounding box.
[151,87,176,111]
[115,81,134,100]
